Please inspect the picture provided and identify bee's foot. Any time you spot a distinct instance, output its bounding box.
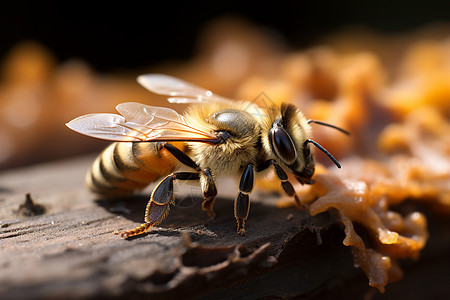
[120,223,152,239]
[237,226,247,236]
[208,211,216,220]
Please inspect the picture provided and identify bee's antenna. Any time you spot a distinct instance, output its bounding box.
[305,139,341,169]
[307,120,350,135]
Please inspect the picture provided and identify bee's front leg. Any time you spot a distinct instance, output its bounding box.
[235,164,255,236]
[257,159,303,210]
[121,172,199,239]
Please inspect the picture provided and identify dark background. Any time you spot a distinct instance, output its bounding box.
[1,1,450,72]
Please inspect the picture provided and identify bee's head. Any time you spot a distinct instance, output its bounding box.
[265,103,347,184]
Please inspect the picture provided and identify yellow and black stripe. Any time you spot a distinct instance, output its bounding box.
[86,142,183,196]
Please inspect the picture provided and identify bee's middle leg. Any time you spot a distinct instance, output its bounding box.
[162,143,218,219]
[235,164,255,236]
[163,142,217,217]
[121,172,200,239]
[200,168,217,219]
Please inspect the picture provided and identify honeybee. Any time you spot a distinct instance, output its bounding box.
[66,74,349,238]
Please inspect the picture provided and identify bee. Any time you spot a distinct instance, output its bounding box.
[66,74,349,238]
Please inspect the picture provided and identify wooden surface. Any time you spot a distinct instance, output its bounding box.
[1,155,449,299]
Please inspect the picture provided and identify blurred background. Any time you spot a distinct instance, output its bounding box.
[1,1,450,169]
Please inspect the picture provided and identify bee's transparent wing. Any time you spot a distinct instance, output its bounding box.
[137,74,229,104]
[66,102,219,142]
[66,113,142,141]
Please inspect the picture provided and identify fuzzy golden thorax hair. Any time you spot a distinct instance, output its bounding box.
[184,101,261,176]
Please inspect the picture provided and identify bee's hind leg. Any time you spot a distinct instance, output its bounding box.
[121,172,200,239]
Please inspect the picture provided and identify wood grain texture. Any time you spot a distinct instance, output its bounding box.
[1,155,449,299]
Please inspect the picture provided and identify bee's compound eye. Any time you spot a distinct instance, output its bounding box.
[270,127,297,165]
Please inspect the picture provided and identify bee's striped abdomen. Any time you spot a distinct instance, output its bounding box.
[86,142,181,196]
